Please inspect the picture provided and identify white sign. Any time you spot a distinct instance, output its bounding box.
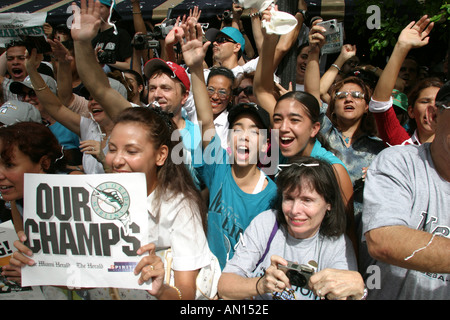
[0,12,47,47]
[21,173,151,290]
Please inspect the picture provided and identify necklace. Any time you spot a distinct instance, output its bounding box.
[342,133,352,144]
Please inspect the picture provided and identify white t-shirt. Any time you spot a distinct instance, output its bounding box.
[147,190,212,271]
[79,116,108,174]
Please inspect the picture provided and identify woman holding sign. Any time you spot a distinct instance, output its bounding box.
[102,106,213,300]
[6,107,215,300]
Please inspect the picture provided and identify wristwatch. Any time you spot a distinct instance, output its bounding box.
[298,9,309,21]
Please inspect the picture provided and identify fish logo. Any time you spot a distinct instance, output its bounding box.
[89,182,132,234]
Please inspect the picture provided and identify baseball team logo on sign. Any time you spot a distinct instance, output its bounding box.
[89,182,132,235]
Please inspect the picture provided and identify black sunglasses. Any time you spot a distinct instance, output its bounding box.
[233,86,253,96]
[17,89,37,100]
[215,37,236,44]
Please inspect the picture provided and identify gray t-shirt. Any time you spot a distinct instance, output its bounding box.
[223,209,357,300]
[362,143,450,300]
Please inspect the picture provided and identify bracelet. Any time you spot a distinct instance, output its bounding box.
[249,12,260,18]
[171,285,182,300]
[297,9,309,21]
[331,64,341,72]
[34,84,48,92]
[255,271,266,296]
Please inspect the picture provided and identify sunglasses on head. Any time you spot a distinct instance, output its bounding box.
[233,86,253,96]
[335,91,365,100]
[215,37,236,44]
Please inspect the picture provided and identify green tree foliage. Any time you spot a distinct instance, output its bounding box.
[354,0,449,59]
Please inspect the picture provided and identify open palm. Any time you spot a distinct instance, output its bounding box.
[398,15,434,49]
[70,0,101,42]
[177,21,209,69]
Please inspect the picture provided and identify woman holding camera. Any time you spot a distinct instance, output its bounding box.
[217,157,365,300]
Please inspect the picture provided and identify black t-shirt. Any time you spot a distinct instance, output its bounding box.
[92,26,133,64]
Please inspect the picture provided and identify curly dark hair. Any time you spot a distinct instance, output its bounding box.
[0,122,67,173]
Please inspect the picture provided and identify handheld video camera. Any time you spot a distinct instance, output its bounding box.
[153,18,177,39]
[278,260,316,288]
[97,50,116,64]
[132,33,160,50]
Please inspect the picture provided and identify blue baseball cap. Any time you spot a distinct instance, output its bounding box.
[99,0,116,8]
[206,27,245,53]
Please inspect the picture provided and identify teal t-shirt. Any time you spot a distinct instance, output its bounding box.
[199,136,277,269]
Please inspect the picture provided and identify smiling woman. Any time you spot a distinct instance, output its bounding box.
[218,157,365,301]
[0,122,67,203]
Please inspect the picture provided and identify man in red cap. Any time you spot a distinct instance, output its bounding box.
[70,0,203,174]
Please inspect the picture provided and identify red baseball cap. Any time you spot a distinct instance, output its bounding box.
[144,58,190,91]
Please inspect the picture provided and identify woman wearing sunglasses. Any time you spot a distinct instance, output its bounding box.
[305,20,385,240]
[321,77,385,231]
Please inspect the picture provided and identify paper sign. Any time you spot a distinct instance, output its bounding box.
[0,12,47,47]
[0,220,45,299]
[21,173,151,290]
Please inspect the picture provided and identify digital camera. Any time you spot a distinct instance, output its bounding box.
[317,19,339,35]
[278,261,315,288]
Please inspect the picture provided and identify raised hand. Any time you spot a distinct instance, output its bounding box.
[48,38,74,63]
[397,15,434,50]
[340,44,357,62]
[70,0,102,42]
[308,18,326,52]
[24,48,43,72]
[176,20,209,70]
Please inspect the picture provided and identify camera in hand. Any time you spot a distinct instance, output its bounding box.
[97,50,116,64]
[220,10,233,21]
[317,19,339,35]
[132,18,178,50]
[132,33,160,50]
[278,261,316,288]
[153,18,177,39]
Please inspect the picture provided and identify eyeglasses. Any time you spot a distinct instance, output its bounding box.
[233,86,253,96]
[335,91,365,100]
[207,86,230,99]
[215,37,236,44]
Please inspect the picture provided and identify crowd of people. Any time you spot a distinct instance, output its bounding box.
[0,0,448,300]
